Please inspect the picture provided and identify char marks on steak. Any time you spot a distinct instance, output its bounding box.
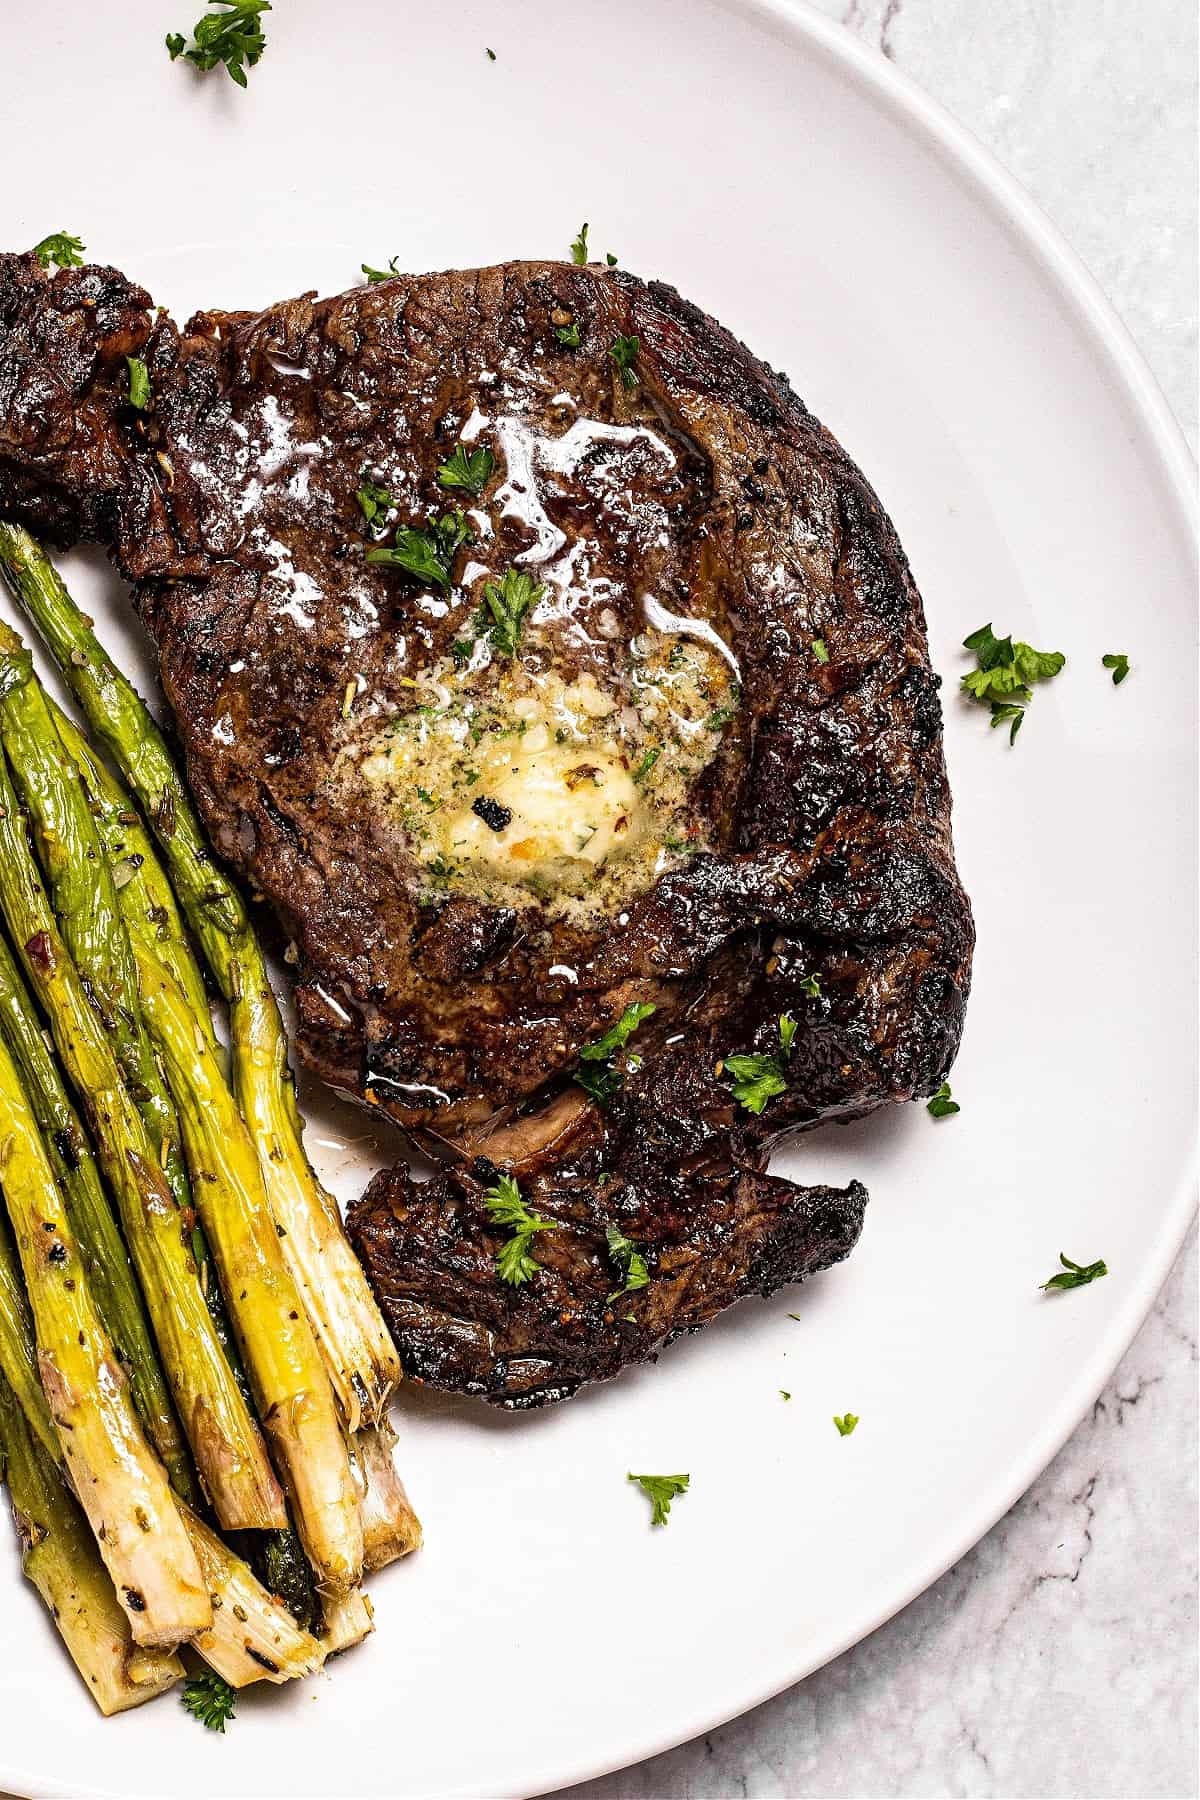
[0,251,972,1405]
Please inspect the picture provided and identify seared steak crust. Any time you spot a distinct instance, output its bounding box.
[0,250,972,1404]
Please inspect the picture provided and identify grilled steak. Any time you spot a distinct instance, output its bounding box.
[0,251,972,1404]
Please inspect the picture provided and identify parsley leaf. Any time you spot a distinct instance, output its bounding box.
[486,46,496,60]
[811,638,829,664]
[437,443,495,497]
[833,1413,859,1437]
[126,357,151,411]
[606,1224,649,1301]
[606,251,619,267]
[724,1053,787,1114]
[796,972,821,999]
[632,746,660,785]
[1040,1252,1108,1293]
[570,223,589,265]
[628,1471,689,1527]
[961,623,1065,741]
[482,567,545,656]
[725,1014,797,1114]
[362,256,401,283]
[576,1002,656,1107]
[483,1174,561,1286]
[355,480,394,533]
[780,1390,792,1400]
[31,231,85,270]
[609,334,640,390]
[181,1671,237,1732]
[556,321,582,349]
[989,702,1025,744]
[367,511,473,589]
[926,1080,959,1118]
[165,0,270,87]
[1102,652,1131,686]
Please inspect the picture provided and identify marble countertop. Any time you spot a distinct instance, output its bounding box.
[558,3,1199,1797]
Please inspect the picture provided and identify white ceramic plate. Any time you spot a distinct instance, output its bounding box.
[0,1,1195,1795]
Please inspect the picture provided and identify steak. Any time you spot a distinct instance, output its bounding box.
[0,251,972,1405]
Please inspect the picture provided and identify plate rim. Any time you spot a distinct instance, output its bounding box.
[0,2,1195,1796]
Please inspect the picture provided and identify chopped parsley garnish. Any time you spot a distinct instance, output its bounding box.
[989,702,1026,745]
[632,746,661,785]
[437,443,494,496]
[627,1471,689,1527]
[181,1671,237,1732]
[811,638,829,664]
[570,223,590,265]
[362,256,401,283]
[609,334,640,390]
[556,321,582,349]
[483,1174,561,1286]
[707,687,741,731]
[961,623,1065,743]
[355,480,394,533]
[165,0,270,87]
[1040,1252,1108,1293]
[576,1002,656,1106]
[126,357,151,411]
[366,510,473,589]
[486,45,496,60]
[482,567,545,656]
[1102,652,1131,686]
[833,1413,859,1437]
[780,1390,791,1400]
[31,232,85,270]
[725,1013,796,1115]
[795,974,820,1000]
[926,1080,959,1119]
[606,251,619,267]
[606,1225,649,1301]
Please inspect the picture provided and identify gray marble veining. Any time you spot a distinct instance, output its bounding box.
[556,2,1198,1795]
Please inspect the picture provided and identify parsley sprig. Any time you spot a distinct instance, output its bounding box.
[628,1471,689,1526]
[366,510,473,589]
[482,567,545,656]
[833,1413,859,1437]
[1040,1252,1108,1293]
[126,357,151,411]
[610,334,640,390]
[606,1225,649,1301]
[483,1175,561,1286]
[355,479,394,534]
[181,1671,237,1732]
[570,223,590,265]
[961,623,1065,743]
[31,232,85,270]
[725,1012,800,1115]
[576,1002,656,1107]
[437,443,495,497]
[362,256,401,283]
[1102,652,1131,686]
[926,1080,959,1119]
[166,0,270,87]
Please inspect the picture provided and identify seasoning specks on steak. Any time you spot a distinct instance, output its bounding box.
[0,251,973,1406]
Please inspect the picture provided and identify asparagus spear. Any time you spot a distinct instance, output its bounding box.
[1,1226,323,1688]
[0,742,285,1533]
[132,939,363,1596]
[0,523,400,1431]
[0,926,193,1496]
[0,1214,60,1464]
[352,1417,423,1572]
[0,1366,185,1713]
[0,1022,210,1646]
